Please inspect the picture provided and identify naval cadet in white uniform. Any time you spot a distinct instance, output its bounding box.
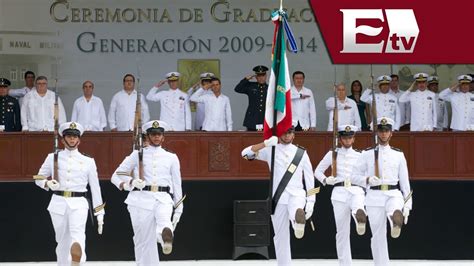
[146,72,192,131]
[314,125,366,266]
[111,120,184,265]
[352,117,412,266]
[187,72,214,130]
[34,122,105,265]
[241,124,318,266]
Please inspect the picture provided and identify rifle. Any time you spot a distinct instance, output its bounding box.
[331,67,338,177]
[370,65,380,177]
[132,67,144,180]
[53,62,59,181]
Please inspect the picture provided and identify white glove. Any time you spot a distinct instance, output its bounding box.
[172,212,182,229]
[263,136,278,147]
[403,207,410,225]
[131,179,146,190]
[97,214,104,235]
[325,176,337,186]
[46,180,60,191]
[368,176,382,186]
[304,202,315,220]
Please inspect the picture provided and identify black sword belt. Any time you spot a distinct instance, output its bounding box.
[133,185,170,193]
[333,182,364,189]
[370,184,400,191]
[53,191,87,198]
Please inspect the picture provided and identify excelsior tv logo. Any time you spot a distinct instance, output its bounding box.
[340,9,419,53]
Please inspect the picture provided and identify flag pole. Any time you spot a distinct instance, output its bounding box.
[269,10,284,214]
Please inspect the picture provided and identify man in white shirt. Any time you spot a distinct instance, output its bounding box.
[291,71,316,131]
[190,77,232,131]
[361,75,401,130]
[326,83,361,131]
[21,76,66,131]
[389,74,410,129]
[439,75,474,131]
[9,70,36,106]
[146,72,191,131]
[427,76,449,131]
[108,74,150,131]
[187,73,214,130]
[399,73,437,131]
[71,81,107,131]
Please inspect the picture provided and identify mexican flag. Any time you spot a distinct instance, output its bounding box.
[263,11,294,140]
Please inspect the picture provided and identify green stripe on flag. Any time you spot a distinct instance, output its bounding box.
[273,24,287,113]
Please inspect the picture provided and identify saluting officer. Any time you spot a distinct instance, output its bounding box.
[241,124,317,266]
[111,120,184,265]
[234,65,268,131]
[0,78,21,132]
[147,72,192,131]
[439,75,474,131]
[361,75,401,130]
[427,76,449,131]
[34,122,105,265]
[314,125,366,266]
[399,73,437,131]
[352,117,412,266]
[188,72,215,130]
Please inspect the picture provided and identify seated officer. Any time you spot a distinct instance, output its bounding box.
[0,78,21,131]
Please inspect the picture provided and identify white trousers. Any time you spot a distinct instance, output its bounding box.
[367,196,404,266]
[271,194,306,266]
[49,207,88,265]
[127,201,173,266]
[332,193,365,266]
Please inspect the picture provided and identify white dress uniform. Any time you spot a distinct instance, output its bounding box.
[187,72,215,130]
[8,86,35,106]
[440,89,474,131]
[111,121,183,265]
[34,122,105,265]
[314,126,365,266]
[21,89,67,131]
[361,76,401,131]
[290,86,317,129]
[188,87,212,130]
[241,142,316,266]
[189,88,232,131]
[398,73,437,131]
[146,88,191,131]
[108,89,150,131]
[433,93,449,130]
[352,118,412,266]
[326,97,361,131]
[71,95,107,131]
[390,89,411,126]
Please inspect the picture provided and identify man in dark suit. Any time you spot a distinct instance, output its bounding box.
[234,65,269,131]
[0,78,21,132]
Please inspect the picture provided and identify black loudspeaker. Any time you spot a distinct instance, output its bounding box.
[233,200,270,260]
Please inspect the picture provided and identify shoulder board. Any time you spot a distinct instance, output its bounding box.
[295,144,306,150]
[391,147,402,152]
[353,149,362,153]
[81,152,93,158]
[163,147,175,154]
[365,146,374,151]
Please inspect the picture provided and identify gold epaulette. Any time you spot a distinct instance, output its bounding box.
[33,175,47,180]
[94,203,106,214]
[307,187,320,196]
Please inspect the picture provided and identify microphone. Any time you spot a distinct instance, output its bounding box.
[179,96,186,130]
